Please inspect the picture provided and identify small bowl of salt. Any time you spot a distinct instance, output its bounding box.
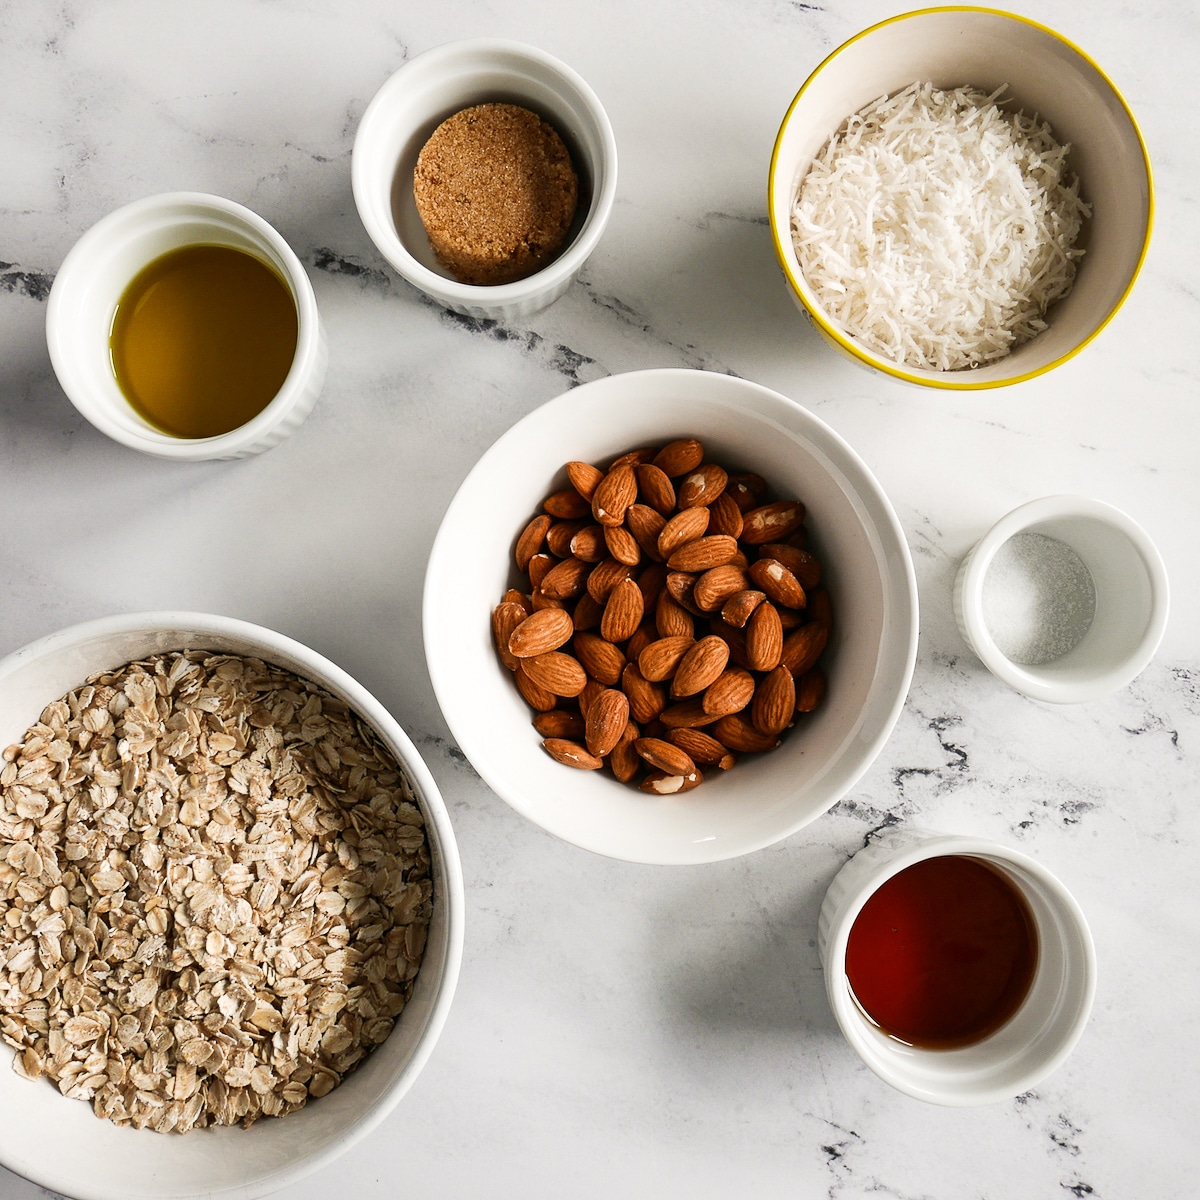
[953,496,1168,703]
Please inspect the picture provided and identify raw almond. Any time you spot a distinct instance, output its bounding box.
[586,688,630,757]
[527,552,554,590]
[638,635,696,682]
[721,588,765,628]
[625,622,657,665]
[515,664,557,712]
[659,698,720,728]
[626,504,666,561]
[779,607,805,630]
[600,577,644,643]
[572,591,603,631]
[752,665,795,736]
[492,601,527,671]
[604,524,641,566]
[566,460,603,501]
[677,463,728,509]
[521,652,588,697]
[795,667,827,713]
[533,709,587,740]
[542,738,603,770]
[608,447,656,469]
[708,491,744,539]
[515,514,551,571]
[701,667,756,716]
[667,535,739,573]
[726,472,767,512]
[574,631,627,685]
[692,564,748,612]
[540,556,591,600]
[781,621,829,677]
[502,588,532,613]
[708,621,753,670]
[671,635,731,698]
[745,601,783,671]
[638,768,702,794]
[579,678,606,716]
[712,714,780,753]
[591,464,637,527]
[657,507,710,559]
[652,438,704,477]
[635,562,667,612]
[622,663,666,723]
[665,728,728,766]
[543,489,591,520]
[508,608,575,657]
[586,558,635,603]
[748,557,806,610]
[547,518,587,558]
[530,590,567,612]
[635,463,677,515]
[741,501,806,545]
[656,592,694,639]
[759,543,821,590]
[568,524,607,563]
[634,737,697,776]
[609,721,642,783]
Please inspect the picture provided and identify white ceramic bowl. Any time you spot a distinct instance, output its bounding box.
[769,7,1153,389]
[953,495,1169,703]
[46,193,327,460]
[818,828,1096,1106]
[0,612,464,1200]
[424,368,918,864]
[353,38,617,320]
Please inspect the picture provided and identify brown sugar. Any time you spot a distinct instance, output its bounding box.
[413,103,579,286]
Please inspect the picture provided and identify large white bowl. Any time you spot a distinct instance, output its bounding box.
[0,612,464,1200]
[424,369,918,864]
[769,7,1153,389]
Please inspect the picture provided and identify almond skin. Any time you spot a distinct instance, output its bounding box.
[608,447,656,469]
[635,562,668,612]
[600,577,644,643]
[527,553,554,590]
[573,631,627,686]
[492,602,527,671]
[745,601,783,671]
[579,678,606,717]
[543,489,591,520]
[521,652,588,697]
[622,663,666,724]
[591,464,638,527]
[568,524,607,563]
[604,524,641,566]
[659,698,720,728]
[665,727,729,766]
[721,588,765,629]
[708,621,753,671]
[635,463,677,515]
[540,556,592,600]
[515,514,551,572]
[624,622,657,665]
[667,535,739,573]
[634,737,697,777]
[586,688,631,758]
[638,636,696,683]
[692,564,749,612]
[533,709,587,740]
[781,621,829,677]
[515,664,557,712]
[707,491,744,539]
[748,557,806,610]
[586,558,635,604]
[741,501,806,545]
[638,768,702,794]
[677,463,728,509]
[759,543,822,590]
[701,667,756,716]
[752,665,795,736]
[572,591,603,631]
[626,504,667,561]
[795,667,827,713]
[542,738,603,770]
[652,438,704,477]
[671,635,731,698]
[657,507,710,559]
[609,720,642,783]
[656,591,695,639]
[566,460,604,501]
[546,519,587,558]
[502,588,532,613]
[726,472,767,512]
[712,714,780,753]
[508,608,575,658]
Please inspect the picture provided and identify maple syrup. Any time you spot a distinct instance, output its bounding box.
[845,855,1038,1049]
[109,244,297,438]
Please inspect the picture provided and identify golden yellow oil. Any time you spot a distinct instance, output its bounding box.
[109,244,298,439]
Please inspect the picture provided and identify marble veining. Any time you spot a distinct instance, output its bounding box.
[1,0,1198,1197]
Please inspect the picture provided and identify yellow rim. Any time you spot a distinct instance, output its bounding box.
[767,5,1155,390]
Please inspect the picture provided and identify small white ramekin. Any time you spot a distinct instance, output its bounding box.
[953,495,1169,704]
[46,193,327,460]
[818,828,1096,1107]
[352,39,617,321]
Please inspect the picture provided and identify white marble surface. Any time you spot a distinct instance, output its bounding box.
[1,1,1197,1197]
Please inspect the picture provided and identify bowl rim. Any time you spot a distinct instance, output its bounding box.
[767,4,1155,391]
[422,367,920,864]
[351,36,618,307]
[955,495,1170,703]
[0,610,465,1200]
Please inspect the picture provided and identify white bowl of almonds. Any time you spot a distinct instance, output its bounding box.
[425,368,918,864]
[0,612,463,1199]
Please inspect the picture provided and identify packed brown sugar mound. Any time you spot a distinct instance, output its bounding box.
[413,102,579,286]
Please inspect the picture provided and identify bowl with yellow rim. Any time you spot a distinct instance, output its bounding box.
[768,6,1153,390]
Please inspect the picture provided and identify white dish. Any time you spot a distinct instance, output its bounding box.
[0,612,464,1200]
[353,38,617,321]
[423,368,918,864]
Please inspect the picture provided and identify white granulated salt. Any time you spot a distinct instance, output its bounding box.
[981,531,1096,665]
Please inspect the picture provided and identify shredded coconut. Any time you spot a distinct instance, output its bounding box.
[791,82,1091,372]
